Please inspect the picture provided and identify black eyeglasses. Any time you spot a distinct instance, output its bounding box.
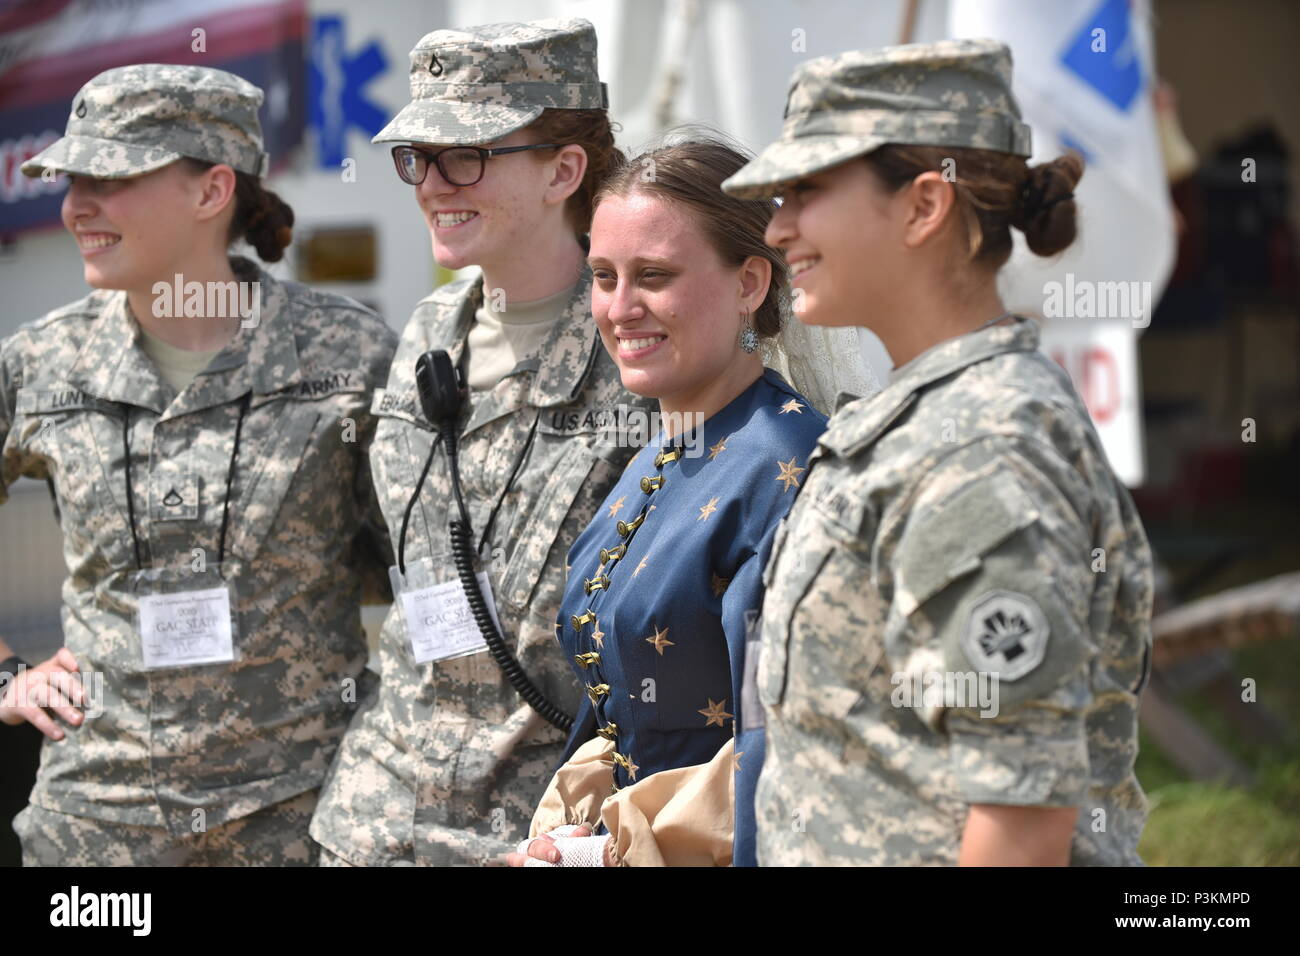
[390,143,561,187]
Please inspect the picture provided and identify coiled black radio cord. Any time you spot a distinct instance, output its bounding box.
[401,348,573,734]
[442,423,572,733]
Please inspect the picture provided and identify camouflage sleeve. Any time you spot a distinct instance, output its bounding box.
[885,437,1095,808]
[351,410,393,604]
[352,319,399,604]
[0,334,22,508]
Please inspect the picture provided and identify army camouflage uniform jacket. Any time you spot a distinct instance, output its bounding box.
[0,257,398,835]
[756,317,1154,866]
[310,270,651,866]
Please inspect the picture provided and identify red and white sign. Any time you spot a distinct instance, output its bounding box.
[1043,319,1144,485]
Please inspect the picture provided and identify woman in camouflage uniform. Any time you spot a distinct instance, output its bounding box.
[309,19,651,866]
[722,39,1155,866]
[1,65,397,865]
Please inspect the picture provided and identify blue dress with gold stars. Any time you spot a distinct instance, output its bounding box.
[555,368,827,866]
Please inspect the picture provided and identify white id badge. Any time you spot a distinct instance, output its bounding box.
[739,608,765,733]
[389,554,500,665]
[131,565,238,670]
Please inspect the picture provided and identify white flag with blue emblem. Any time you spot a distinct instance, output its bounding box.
[949,0,1175,486]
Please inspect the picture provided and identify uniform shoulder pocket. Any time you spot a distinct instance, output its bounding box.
[228,400,321,562]
[757,535,832,711]
[894,471,1040,617]
[497,440,600,611]
[760,527,882,725]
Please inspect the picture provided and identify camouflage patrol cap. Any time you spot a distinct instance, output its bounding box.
[723,38,1032,199]
[22,64,269,180]
[372,17,608,146]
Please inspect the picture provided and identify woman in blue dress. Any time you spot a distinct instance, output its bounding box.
[508,135,872,867]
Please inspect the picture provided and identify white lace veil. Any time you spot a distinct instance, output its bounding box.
[762,311,882,416]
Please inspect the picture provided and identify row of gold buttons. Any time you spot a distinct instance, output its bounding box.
[573,445,678,629]
[571,444,682,783]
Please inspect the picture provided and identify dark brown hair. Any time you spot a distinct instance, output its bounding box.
[525,108,626,236]
[862,145,1084,268]
[181,158,295,262]
[594,133,786,338]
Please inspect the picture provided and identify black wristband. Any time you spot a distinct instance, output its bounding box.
[0,655,30,677]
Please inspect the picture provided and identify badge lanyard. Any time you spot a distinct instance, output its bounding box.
[391,400,540,667]
[395,407,540,577]
[121,395,249,574]
[124,396,249,670]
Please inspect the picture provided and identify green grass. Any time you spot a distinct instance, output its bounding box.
[1138,762,1300,865]
[1135,638,1300,866]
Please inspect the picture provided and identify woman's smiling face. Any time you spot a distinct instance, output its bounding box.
[410,131,573,275]
[588,190,754,406]
[765,158,906,328]
[61,162,211,292]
